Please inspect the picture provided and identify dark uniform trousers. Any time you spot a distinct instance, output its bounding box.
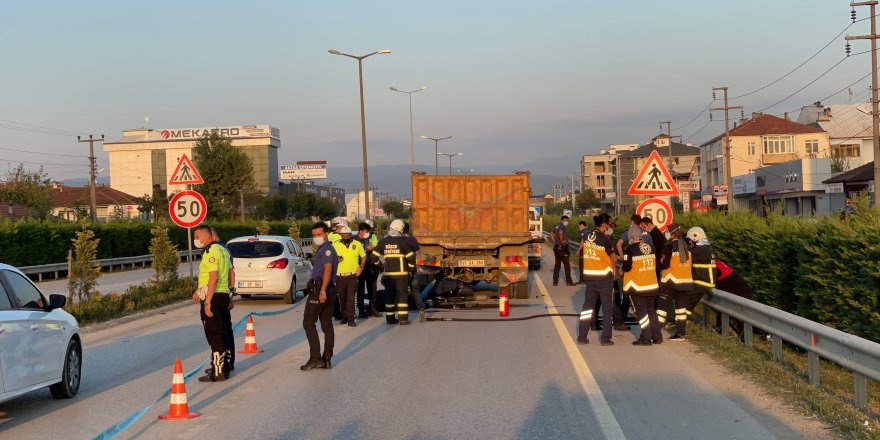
[303,279,336,361]
[201,292,230,377]
[336,274,358,322]
[221,299,235,370]
[578,278,614,343]
[632,294,662,342]
[384,276,410,324]
[657,285,698,336]
[592,280,630,330]
[552,244,573,284]
[357,265,379,317]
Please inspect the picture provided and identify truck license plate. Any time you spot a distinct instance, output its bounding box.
[239,281,263,288]
[459,259,485,267]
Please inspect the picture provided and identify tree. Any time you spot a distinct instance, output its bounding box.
[383,200,407,218]
[191,131,256,219]
[149,221,179,288]
[0,163,52,218]
[288,191,336,219]
[109,205,129,221]
[253,194,289,220]
[576,187,600,211]
[68,226,101,302]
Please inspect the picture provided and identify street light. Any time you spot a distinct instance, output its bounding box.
[389,86,427,173]
[438,152,463,175]
[420,135,452,175]
[328,48,392,220]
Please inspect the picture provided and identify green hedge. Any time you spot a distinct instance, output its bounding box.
[66,277,197,325]
[543,209,880,342]
[0,219,315,267]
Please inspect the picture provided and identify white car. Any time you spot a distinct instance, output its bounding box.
[226,236,314,303]
[0,263,81,403]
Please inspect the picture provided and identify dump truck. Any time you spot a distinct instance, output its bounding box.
[411,171,536,299]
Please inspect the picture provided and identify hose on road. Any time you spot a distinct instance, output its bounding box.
[426,313,580,322]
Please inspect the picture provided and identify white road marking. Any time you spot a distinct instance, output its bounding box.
[535,275,626,440]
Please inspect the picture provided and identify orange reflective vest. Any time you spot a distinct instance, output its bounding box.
[582,229,615,280]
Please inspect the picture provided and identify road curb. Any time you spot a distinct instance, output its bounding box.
[80,298,200,334]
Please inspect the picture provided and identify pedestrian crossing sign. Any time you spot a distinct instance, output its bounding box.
[168,154,204,186]
[627,150,679,196]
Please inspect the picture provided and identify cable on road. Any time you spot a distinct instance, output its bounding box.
[426,313,580,322]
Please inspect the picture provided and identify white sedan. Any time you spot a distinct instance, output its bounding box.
[0,263,82,403]
[226,236,314,303]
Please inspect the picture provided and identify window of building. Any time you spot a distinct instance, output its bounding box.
[762,135,794,155]
[832,143,860,158]
[596,175,606,187]
[805,139,819,157]
[747,141,756,156]
[595,162,606,173]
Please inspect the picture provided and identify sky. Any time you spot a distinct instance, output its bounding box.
[0,0,874,184]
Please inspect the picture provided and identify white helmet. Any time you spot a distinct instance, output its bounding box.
[389,219,405,233]
[365,219,374,228]
[687,226,708,241]
[331,216,347,226]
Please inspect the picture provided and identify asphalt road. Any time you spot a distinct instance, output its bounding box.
[1,250,823,439]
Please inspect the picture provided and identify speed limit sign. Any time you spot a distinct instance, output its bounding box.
[636,198,673,232]
[168,190,207,228]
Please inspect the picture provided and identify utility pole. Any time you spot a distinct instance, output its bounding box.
[77,134,104,223]
[847,1,880,208]
[710,87,743,212]
[571,172,576,213]
[660,120,673,162]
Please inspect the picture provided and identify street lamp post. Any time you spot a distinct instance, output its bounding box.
[328,48,392,220]
[389,86,427,173]
[438,152,463,175]
[420,135,452,175]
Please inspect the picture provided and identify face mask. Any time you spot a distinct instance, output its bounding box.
[194,238,205,249]
[604,226,614,237]
[664,232,671,240]
[313,236,325,246]
[562,222,569,227]
[360,231,369,239]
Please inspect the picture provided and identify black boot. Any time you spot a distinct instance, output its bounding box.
[300,358,324,371]
[200,351,227,381]
[321,354,332,369]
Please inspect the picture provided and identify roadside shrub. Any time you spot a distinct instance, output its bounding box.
[65,277,196,325]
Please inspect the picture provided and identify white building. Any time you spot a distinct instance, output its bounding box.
[582,144,638,205]
[103,125,281,199]
[345,190,381,220]
[797,102,875,169]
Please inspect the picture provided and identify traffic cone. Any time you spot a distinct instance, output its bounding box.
[238,315,263,354]
[158,358,201,420]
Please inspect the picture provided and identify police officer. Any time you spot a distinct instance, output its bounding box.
[355,222,380,318]
[552,215,576,287]
[621,226,662,346]
[669,226,717,341]
[372,219,416,325]
[192,225,233,381]
[656,223,693,343]
[302,222,338,371]
[328,217,347,243]
[210,227,236,376]
[333,225,365,327]
[576,220,589,284]
[577,214,617,346]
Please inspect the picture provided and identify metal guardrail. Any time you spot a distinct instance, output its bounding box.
[20,249,204,282]
[546,231,879,409]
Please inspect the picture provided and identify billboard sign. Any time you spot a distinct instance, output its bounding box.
[158,125,280,141]
[281,161,327,180]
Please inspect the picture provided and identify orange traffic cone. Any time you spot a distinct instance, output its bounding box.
[158,358,201,420]
[238,315,263,354]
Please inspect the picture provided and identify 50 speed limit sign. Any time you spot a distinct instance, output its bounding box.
[636,198,673,232]
[168,190,207,228]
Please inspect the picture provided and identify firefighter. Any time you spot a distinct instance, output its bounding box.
[670,226,717,341]
[372,219,416,325]
[620,226,662,346]
[656,223,693,343]
[576,214,617,346]
[332,225,366,327]
[552,215,576,286]
[192,225,233,381]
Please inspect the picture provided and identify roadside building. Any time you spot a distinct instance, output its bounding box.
[345,190,379,220]
[582,144,637,211]
[797,102,875,169]
[822,160,875,210]
[49,183,140,222]
[103,125,280,199]
[0,204,36,220]
[700,113,829,210]
[615,135,700,214]
[732,158,837,217]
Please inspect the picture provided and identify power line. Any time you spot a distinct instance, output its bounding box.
[672,99,715,132]
[0,158,83,167]
[756,56,850,113]
[0,121,89,137]
[732,22,855,100]
[0,146,89,158]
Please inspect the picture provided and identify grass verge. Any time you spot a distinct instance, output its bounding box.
[687,312,880,440]
[65,277,196,326]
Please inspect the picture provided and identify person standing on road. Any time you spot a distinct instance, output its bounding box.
[669,226,717,341]
[210,227,236,375]
[355,222,380,318]
[403,222,427,322]
[332,225,365,327]
[576,220,589,284]
[302,222,338,371]
[576,214,617,346]
[192,225,233,382]
[656,223,692,342]
[620,227,662,346]
[552,215,576,287]
[372,219,416,325]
